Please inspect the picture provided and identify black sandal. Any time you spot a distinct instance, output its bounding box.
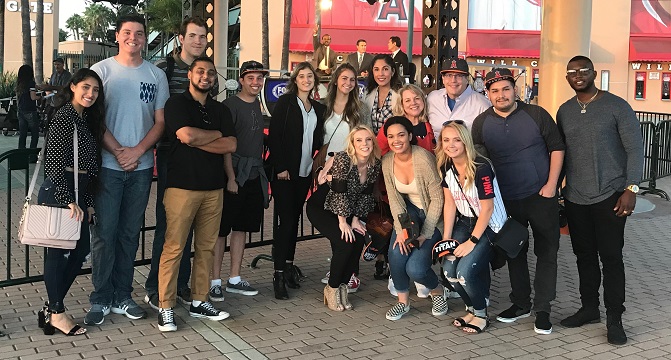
[43,310,87,336]
[453,310,474,328]
[462,315,490,334]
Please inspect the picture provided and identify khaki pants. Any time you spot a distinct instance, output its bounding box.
[158,188,224,308]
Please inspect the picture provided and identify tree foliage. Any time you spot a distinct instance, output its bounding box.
[66,14,86,40]
[59,29,69,42]
[83,3,116,41]
[146,0,181,35]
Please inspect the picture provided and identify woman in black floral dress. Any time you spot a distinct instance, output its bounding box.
[307,125,382,311]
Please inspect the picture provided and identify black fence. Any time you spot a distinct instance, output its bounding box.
[0,148,321,287]
[636,111,671,200]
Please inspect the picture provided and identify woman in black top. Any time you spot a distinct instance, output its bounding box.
[16,65,42,151]
[37,69,106,336]
[267,62,325,299]
[307,125,382,311]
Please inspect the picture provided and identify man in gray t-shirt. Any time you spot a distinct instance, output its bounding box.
[556,55,643,346]
[85,15,169,327]
[210,60,268,300]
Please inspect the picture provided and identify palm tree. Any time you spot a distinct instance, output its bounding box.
[66,14,85,40]
[35,0,44,84]
[261,0,268,68]
[0,0,5,73]
[83,4,115,41]
[59,29,68,42]
[281,0,292,72]
[146,0,182,57]
[21,0,33,66]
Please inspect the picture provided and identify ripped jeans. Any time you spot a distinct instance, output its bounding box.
[441,215,494,311]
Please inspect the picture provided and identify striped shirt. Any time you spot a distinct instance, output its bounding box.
[441,157,507,233]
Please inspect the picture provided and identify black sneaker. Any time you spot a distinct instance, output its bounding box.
[225,280,259,296]
[560,307,600,328]
[189,302,230,321]
[177,288,193,305]
[496,304,531,323]
[144,294,159,311]
[158,308,177,332]
[374,260,388,280]
[534,311,553,334]
[209,285,225,302]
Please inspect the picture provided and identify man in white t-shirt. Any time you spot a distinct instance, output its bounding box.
[85,15,170,327]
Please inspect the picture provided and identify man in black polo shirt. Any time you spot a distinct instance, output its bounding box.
[157,57,236,332]
[472,68,565,335]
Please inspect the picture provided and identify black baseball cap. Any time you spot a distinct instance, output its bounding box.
[485,68,515,88]
[440,58,469,75]
[53,57,65,64]
[239,60,268,77]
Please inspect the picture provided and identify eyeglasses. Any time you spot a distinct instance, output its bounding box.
[443,120,465,126]
[566,68,593,77]
[442,73,465,80]
[197,104,212,124]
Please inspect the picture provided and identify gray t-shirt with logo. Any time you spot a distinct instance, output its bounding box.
[223,95,264,159]
[91,57,170,171]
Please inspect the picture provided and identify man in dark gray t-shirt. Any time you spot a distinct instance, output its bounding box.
[210,60,269,301]
[556,55,643,346]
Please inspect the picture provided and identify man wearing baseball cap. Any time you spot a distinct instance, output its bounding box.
[427,58,490,137]
[37,57,73,121]
[472,67,565,335]
[210,60,269,302]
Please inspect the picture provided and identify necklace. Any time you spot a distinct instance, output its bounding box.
[577,90,599,114]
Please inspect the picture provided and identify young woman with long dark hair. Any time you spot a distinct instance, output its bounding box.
[37,68,106,336]
[267,62,326,300]
[15,64,42,150]
[364,54,402,133]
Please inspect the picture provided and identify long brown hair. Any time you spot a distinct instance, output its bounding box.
[285,62,318,98]
[324,63,362,127]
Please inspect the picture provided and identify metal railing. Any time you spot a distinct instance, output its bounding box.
[636,111,671,200]
[0,148,322,287]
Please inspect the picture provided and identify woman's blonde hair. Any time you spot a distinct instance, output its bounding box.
[435,122,479,189]
[392,84,429,123]
[345,124,381,166]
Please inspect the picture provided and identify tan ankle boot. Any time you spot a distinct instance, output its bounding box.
[323,285,344,311]
[339,284,353,310]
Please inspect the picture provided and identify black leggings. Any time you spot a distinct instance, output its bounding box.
[39,174,91,313]
[271,176,312,271]
[306,184,364,288]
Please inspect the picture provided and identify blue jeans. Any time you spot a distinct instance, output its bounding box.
[18,110,39,149]
[388,200,441,293]
[145,146,192,297]
[441,216,494,310]
[90,167,153,305]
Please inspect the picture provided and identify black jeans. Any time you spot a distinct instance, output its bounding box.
[565,192,626,316]
[306,184,364,288]
[271,176,312,270]
[39,174,91,313]
[503,193,560,314]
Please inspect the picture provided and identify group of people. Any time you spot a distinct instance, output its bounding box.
[32,13,642,347]
[312,27,409,79]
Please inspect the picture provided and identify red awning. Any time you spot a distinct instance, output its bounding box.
[289,26,422,55]
[466,30,540,58]
[630,35,671,61]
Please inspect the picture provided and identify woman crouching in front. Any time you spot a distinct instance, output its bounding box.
[307,125,382,311]
[436,121,507,333]
[382,116,446,321]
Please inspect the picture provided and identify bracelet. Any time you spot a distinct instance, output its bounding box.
[469,235,479,244]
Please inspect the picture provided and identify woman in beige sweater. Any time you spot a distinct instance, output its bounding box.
[381,116,446,321]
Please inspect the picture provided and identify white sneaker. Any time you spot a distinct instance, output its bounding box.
[388,277,398,297]
[415,282,431,298]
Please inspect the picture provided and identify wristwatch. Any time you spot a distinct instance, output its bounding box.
[625,184,640,194]
[469,235,479,244]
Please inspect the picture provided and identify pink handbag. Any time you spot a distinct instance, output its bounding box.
[18,125,81,249]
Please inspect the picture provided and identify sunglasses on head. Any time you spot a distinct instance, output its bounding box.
[443,120,465,126]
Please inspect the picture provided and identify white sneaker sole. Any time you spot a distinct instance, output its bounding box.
[158,323,177,332]
[189,311,230,321]
[496,312,531,323]
[111,307,146,320]
[225,287,259,296]
[534,325,553,335]
[209,295,225,302]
